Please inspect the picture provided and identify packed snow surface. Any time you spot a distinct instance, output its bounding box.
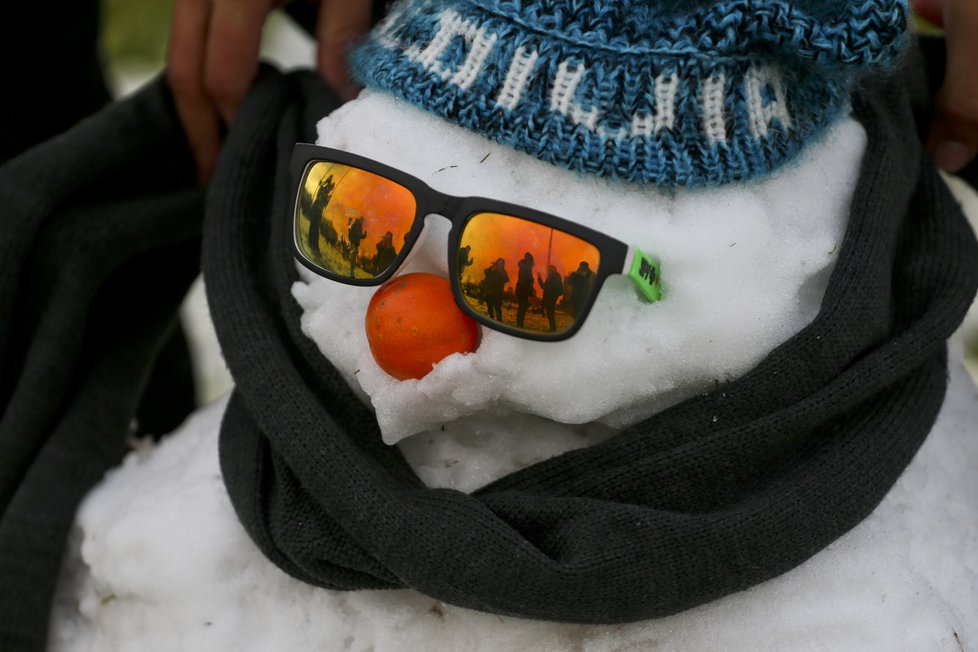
[294,91,860,445]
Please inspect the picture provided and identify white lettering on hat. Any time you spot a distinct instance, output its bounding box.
[745,64,793,138]
[451,28,498,89]
[496,46,540,111]
[406,12,460,76]
[406,9,497,89]
[701,74,728,143]
[406,10,459,67]
[389,9,796,145]
[631,74,679,136]
[550,61,600,130]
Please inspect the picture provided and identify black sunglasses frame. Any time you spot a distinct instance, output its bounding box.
[290,143,631,342]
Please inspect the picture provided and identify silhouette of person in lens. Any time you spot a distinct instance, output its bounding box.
[456,245,473,280]
[374,230,397,274]
[482,258,508,321]
[347,215,367,276]
[537,265,563,332]
[515,252,535,328]
[565,261,594,320]
[307,174,335,256]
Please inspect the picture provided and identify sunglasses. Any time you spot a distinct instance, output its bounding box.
[290,144,662,341]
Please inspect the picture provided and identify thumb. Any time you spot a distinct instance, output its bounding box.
[316,0,373,101]
[928,0,978,173]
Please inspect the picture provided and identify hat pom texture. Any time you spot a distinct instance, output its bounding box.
[352,0,909,186]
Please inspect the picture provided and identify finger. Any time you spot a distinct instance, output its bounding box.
[167,0,221,182]
[912,0,944,26]
[929,0,978,172]
[203,0,275,123]
[316,0,373,101]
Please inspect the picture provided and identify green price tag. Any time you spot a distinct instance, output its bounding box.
[627,247,662,303]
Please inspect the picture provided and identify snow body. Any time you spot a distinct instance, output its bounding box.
[51,92,978,649]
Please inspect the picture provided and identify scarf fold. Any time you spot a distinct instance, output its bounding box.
[210,55,978,622]
[0,81,204,650]
[1,44,976,652]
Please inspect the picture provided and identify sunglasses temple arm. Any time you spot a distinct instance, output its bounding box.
[623,245,662,303]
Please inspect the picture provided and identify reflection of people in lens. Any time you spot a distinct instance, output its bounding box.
[374,230,397,274]
[308,174,335,256]
[537,265,563,332]
[565,261,594,320]
[481,258,508,321]
[456,245,473,279]
[515,252,535,328]
[347,215,367,276]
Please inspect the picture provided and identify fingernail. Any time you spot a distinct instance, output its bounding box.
[932,140,977,173]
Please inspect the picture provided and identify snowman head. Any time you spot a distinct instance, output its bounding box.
[292,91,864,446]
[291,0,905,447]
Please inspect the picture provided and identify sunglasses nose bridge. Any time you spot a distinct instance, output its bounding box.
[415,193,466,269]
[424,192,465,223]
[398,211,454,279]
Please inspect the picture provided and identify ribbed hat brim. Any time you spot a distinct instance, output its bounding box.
[352,0,908,186]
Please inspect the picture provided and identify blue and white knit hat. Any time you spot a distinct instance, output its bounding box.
[351,0,908,187]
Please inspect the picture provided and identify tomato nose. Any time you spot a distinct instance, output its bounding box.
[365,273,480,380]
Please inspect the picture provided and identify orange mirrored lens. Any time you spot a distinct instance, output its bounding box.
[457,212,601,335]
[295,161,417,279]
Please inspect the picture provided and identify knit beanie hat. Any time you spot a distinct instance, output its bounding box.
[351,0,909,186]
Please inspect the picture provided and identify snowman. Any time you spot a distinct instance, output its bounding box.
[51,0,978,649]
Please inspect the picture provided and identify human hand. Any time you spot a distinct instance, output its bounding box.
[167,0,373,182]
[912,0,978,173]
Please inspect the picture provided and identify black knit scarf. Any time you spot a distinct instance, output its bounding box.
[0,46,976,651]
[212,58,978,622]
